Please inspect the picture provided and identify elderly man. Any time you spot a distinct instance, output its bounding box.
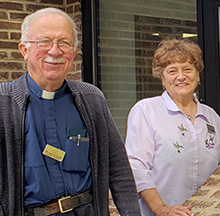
[0,7,140,216]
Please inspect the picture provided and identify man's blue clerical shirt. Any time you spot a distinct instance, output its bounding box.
[25,74,92,206]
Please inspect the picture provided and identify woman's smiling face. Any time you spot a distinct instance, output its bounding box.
[162,61,200,101]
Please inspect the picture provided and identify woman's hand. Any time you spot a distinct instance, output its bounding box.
[156,205,194,216]
[141,188,194,216]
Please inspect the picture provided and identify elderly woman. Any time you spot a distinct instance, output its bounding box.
[125,38,220,216]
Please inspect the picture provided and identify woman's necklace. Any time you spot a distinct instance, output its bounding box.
[175,97,197,121]
[183,106,196,121]
[187,115,194,120]
[185,109,196,120]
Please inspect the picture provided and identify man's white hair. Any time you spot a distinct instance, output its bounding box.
[20,7,78,47]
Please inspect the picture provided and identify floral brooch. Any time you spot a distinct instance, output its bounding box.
[205,136,215,149]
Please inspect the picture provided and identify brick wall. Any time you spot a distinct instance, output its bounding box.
[66,0,82,81]
[183,166,220,216]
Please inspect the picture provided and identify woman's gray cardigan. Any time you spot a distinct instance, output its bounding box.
[0,73,141,216]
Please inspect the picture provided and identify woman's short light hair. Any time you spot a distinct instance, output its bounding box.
[152,38,204,79]
[20,7,78,47]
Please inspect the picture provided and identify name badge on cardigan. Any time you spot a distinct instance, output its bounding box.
[43,144,66,162]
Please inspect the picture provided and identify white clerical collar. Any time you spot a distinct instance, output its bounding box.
[41,90,55,99]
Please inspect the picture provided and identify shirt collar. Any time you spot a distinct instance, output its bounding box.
[162,91,180,112]
[41,90,55,99]
[27,73,67,100]
[162,90,208,122]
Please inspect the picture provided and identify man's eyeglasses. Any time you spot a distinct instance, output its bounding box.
[25,39,76,52]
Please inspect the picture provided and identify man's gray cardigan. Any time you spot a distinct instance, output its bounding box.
[0,73,141,216]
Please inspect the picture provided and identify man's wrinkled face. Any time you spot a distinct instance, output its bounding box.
[19,14,77,90]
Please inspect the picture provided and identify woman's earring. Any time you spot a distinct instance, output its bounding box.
[162,85,166,91]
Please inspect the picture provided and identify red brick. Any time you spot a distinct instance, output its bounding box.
[67,6,73,13]
[0,52,8,59]
[26,5,47,12]
[0,32,8,39]
[0,2,23,10]
[0,12,7,19]
[74,53,82,61]
[0,72,9,79]
[22,0,36,1]
[67,0,80,4]
[0,62,22,70]
[0,21,21,30]
[0,41,18,49]
[67,72,81,81]
[11,32,21,40]
[10,12,28,20]
[26,4,64,12]
[11,52,23,60]
[75,63,81,71]
[40,0,63,4]
[75,4,81,12]
[11,72,24,79]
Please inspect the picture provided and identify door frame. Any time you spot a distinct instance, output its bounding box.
[81,0,99,87]
[197,0,220,114]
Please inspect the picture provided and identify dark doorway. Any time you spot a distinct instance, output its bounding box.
[197,0,220,114]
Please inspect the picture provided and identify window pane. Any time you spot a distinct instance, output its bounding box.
[98,0,197,139]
